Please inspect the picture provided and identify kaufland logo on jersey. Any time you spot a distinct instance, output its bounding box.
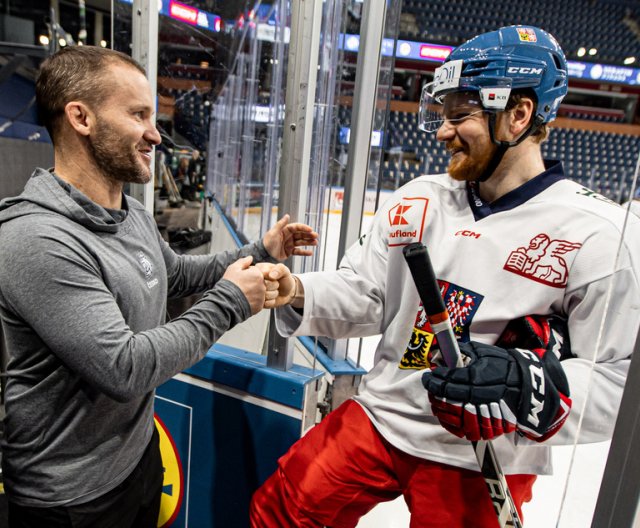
[389,204,411,226]
[390,228,417,239]
[387,197,429,247]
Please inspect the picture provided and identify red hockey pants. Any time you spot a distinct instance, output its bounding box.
[250,399,535,528]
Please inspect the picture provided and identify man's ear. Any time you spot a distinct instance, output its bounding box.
[64,101,94,137]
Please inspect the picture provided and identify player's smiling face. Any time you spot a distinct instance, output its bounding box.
[436,92,497,182]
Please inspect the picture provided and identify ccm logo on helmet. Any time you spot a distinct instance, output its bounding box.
[507,66,544,75]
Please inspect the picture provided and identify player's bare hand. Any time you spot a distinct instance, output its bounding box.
[222,256,266,315]
[264,276,280,307]
[255,262,296,308]
[263,214,318,261]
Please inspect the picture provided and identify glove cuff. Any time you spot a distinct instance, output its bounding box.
[509,347,571,441]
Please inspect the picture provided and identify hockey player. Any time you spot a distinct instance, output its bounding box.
[250,26,640,526]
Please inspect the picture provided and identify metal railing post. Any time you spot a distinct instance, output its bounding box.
[267,0,323,370]
[130,0,158,214]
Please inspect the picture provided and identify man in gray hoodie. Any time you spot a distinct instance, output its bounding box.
[0,45,316,527]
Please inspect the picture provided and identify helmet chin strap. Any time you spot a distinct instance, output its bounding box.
[476,112,545,183]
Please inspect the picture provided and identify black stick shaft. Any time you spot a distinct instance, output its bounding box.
[402,243,462,369]
[403,242,523,528]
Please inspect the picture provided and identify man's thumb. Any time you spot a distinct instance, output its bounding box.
[235,255,253,269]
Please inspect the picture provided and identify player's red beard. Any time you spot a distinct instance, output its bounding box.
[446,140,498,182]
[87,118,152,185]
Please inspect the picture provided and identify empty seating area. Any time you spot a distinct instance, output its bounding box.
[401,0,640,65]
[558,105,627,124]
[376,110,640,202]
[157,66,214,151]
[543,127,640,201]
[172,89,211,151]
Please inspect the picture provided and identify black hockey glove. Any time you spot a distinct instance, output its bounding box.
[422,315,572,442]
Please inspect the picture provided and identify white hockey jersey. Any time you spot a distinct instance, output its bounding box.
[277,161,640,475]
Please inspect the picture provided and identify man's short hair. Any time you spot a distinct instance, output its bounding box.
[36,46,145,143]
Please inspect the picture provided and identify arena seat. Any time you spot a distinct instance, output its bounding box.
[402,0,640,65]
[382,110,640,201]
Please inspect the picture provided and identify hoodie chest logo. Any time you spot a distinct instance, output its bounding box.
[137,251,158,289]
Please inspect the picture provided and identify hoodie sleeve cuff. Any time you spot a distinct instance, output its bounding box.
[252,240,278,264]
[212,278,252,322]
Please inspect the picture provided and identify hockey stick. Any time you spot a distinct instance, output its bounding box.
[403,242,523,528]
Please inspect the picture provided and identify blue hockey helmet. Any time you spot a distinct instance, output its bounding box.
[419,25,568,132]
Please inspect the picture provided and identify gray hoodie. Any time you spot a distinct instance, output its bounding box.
[0,168,272,507]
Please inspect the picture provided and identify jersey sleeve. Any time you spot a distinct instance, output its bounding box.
[544,235,640,445]
[277,210,390,339]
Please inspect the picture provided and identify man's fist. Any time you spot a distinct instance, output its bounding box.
[222,256,266,315]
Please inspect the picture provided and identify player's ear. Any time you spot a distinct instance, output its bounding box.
[509,97,535,137]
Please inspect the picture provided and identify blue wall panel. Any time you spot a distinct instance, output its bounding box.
[154,350,320,527]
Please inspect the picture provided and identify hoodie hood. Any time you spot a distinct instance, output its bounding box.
[0,168,127,233]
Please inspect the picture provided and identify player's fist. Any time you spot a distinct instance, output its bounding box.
[255,262,296,309]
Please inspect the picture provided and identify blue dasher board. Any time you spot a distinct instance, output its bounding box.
[153,344,323,528]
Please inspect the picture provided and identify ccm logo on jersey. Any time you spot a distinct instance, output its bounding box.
[455,230,481,239]
[387,197,429,247]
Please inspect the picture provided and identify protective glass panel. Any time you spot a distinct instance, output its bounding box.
[356,4,640,526]
[313,0,362,273]
[112,0,132,54]
[193,2,292,244]
[0,8,51,197]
